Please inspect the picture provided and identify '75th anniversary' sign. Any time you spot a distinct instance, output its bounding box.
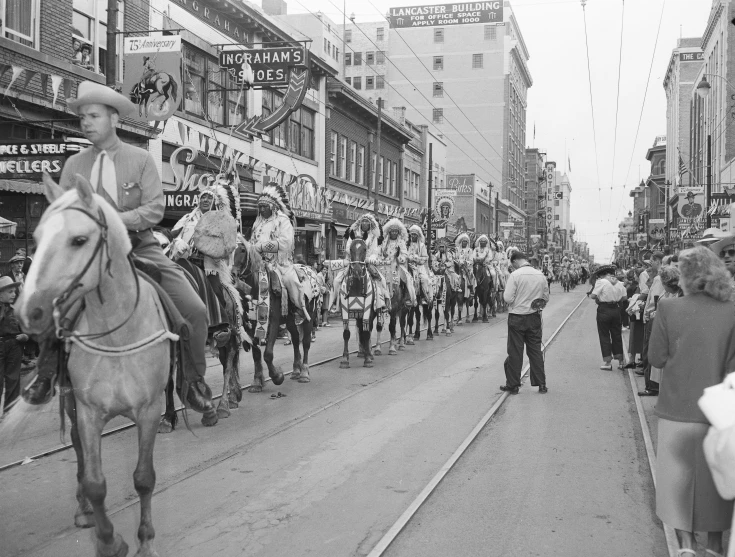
[388,2,503,28]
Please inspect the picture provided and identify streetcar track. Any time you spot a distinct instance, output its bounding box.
[367,294,586,557]
[0,313,491,472]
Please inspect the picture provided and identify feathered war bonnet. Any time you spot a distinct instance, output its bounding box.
[455,232,471,248]
[348,213,381,245]
[382,217,408,243]
[256,182,295,225]
[208,173,242,230]
[475,234,496,251]
[408,224,425,245]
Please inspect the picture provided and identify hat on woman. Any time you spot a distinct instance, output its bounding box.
[7,254,24,264]
[697,228,726,245]
[593,264,617,278]
[67,80,136,117]
[0,276,20,291]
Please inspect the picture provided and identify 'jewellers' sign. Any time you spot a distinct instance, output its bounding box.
[0,140,80,180]
[388,2,503,28]
[220,47,307,87]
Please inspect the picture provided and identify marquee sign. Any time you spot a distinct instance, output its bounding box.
[388,2,503,28]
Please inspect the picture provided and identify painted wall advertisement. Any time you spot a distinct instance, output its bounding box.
[123,35,183,122]
[677,186,705,239]
[388,2,503,28]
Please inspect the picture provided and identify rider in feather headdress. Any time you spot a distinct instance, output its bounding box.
[407,224,433,302]
[252,182,310,322]
[455,232,475,295]
[382,218,417,306]
[473,234,496,278]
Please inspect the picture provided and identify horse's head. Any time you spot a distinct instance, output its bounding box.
[350,238,367,263]
[16,173,131,335]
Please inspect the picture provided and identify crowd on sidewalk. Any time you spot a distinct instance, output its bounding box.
[588,230,735,557]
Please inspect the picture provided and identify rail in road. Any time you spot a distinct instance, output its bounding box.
[0,311,477,472]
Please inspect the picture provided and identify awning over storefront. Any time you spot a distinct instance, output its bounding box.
[296,222,322,232]
[332,223,349,236]
[0,180,44,195]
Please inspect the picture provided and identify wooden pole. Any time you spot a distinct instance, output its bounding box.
[106,0,118,87]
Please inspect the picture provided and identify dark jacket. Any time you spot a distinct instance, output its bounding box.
[649,292,735,423]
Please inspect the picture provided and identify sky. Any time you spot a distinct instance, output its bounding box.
[281,0,714,261]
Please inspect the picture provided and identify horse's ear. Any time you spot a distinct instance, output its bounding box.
[377,232,384,246]
[347,228,354,240]
[74,173,95,208]
[42,172,65,203]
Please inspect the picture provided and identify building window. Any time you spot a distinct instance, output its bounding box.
[371,153,377,186]
[376,75,385,89]
[324,38,328,53]
[433,108,443,124]
[357,146,365,185]
[353,77,362,89]
[433,56,443,70]
[377,27,384,41]
[334,47,339,62]
[392,162,398,197]
[3,0,39,48]
[72,0,124,75]
[263,91,314,157]
[345,29,352,43]
[365,76,374,89]
[434,28,444,43]
[472,54,483,69]
[366,51,375,65]
[345,77,351,86]
[433,82,443,97]
[339,136,347,179]
[345,52,352,65]
[379,157,385,192]
[261,89,285,147]
[349,141,357,182]
[354,52,362,66]
[485,25,496,40]
[330,132,338,175]
[404,168,410,197]
[376,50,386,65]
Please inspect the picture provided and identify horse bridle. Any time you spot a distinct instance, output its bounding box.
[52,205,141,341]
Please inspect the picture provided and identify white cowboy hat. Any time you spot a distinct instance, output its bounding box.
[697,227,726,244]
[0,276,20,291]
[711,233,735,256]
[67,81,136,116]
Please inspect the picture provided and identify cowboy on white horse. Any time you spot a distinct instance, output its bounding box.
[407,224,434,302]
[329,212,388,313]
[381,218,417,307]
[455,232,475,295]
[252,184,310,323]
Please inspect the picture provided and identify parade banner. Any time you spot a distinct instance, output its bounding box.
[123,36,182,122]
[387,2,503,28]
[677,187,704,219]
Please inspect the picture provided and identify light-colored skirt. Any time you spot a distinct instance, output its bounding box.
[656,418,733,532]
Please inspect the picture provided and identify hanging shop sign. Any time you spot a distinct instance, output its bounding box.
[218,47,311,139]
[679,52,703,62]
[388,2,503,28]
[0,140,81,181]
[445,175,474,196]
[677,188,704,219]
[434,195,455,227]
[123,36,183,122]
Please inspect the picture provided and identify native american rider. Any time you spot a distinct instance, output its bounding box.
[407,224,433,302]
[329,213,388,313]
[251,184,310,323]
[473,234,497,282]
[381,218,417,307]
[455,232,476,295]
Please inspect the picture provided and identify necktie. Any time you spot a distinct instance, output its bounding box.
[90,151,118,207]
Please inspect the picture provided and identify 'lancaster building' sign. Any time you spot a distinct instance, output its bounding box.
[388,2,503,28]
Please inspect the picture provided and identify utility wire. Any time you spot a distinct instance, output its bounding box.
[608,0,625,221]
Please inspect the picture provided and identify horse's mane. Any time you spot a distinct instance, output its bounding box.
[240,238,262,274]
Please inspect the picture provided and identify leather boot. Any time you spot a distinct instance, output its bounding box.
[22,338,60,405]
[185,380,214,414]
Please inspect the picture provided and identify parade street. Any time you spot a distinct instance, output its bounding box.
[0,287,672,557]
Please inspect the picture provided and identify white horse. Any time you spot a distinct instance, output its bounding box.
[16,173,174,557]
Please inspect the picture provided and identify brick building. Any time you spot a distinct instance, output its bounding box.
[524,147,546,253]
[326,77,413,259]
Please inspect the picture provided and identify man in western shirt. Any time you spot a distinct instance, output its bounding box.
[501,252,550,395]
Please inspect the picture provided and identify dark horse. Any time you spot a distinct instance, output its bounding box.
[405,266,435,343]
[129,60,179,119]
[233,240,316,390]
[472,261,494,323]
[441,261,465,336]
[375,257,412,355]
[336,239,380,368]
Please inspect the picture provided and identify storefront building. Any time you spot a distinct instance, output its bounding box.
[326,78,413,259]
[0,0,155,273]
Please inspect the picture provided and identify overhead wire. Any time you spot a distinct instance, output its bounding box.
[608,0,625,221]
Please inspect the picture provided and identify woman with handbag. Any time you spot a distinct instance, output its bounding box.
[649,246,735,557]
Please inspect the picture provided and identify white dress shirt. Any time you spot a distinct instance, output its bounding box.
[504,264,550,315]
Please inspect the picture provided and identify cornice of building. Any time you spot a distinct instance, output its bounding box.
[510,45,533,89]
[702,1,725,52]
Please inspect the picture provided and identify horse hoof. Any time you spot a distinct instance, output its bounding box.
[440,328,446,333]
[465,318,471,324]
[339,360,350,369]
[290,371,301,380]
[74,511,95,529]
[389,349,397,355]
[373,347,382,356]
[201,411,218,427]
[456,321,463,326]
[406,338,415,346]
[216,405,230,419]
[426,334,434,341]
[157,418,174,434]
[271,371,285,386]
[363,360,373,368]
[357,351,365,358]
[472,317,479,322]
[228,400,239,409]
[482,319,489,323]
[298,374,311,383]
[98,533,129,557]
[446,332,452,337]
[248,385,263,393]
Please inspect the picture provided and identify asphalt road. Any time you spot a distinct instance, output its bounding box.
[0,287,663,557]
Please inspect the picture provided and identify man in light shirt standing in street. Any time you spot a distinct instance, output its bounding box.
[500,252,550,395]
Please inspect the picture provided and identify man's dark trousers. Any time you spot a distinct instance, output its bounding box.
[642,319,659,391]
[504,312,545,390]
[0,338,22,411]
[596,303,624,362]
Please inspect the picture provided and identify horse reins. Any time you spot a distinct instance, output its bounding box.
[52,205,141,341]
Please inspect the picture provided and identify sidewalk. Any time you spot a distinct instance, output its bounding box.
[384,298,668,557]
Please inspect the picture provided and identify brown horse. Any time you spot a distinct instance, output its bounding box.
[375,257,412,355]
[233,240,315,389]
[16,175,172,557]
[472,262,495,322]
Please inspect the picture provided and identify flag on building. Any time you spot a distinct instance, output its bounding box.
[677,151,688,185]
